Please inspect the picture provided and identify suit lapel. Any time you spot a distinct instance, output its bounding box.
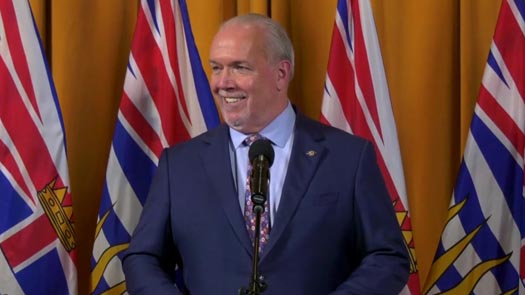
[261,114,327,260]
[200,125,254,255]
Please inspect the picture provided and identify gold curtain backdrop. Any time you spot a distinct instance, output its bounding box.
[27,0,502,293]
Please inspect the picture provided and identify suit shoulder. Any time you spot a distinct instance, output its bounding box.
[162,124,227,157]
[300,115,371,147]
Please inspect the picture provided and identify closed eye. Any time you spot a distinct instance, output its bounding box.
[210,66,222,75]
[231,62,252,72]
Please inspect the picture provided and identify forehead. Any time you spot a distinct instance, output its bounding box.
[217,22,261,41]
[210,24,267,59]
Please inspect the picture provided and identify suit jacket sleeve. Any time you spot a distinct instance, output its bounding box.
[122,150,184,295]
[330,141,409,294]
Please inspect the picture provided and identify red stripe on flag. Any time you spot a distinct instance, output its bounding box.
[0,214,57,268]
[0,1,40,120]
[351,1,382,140]
[326,27,360,127]
[131,6,190,146]
[494,1,525,101]
[327,61,379,175]
[478,85,525,157]
[0,56,62,192]
[327,25,376,144]
[120,92,164,157]
[160,0,191,130]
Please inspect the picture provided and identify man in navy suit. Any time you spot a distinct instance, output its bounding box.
[123,13,409,295]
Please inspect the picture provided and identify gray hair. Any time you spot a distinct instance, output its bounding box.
[221,13,295,79]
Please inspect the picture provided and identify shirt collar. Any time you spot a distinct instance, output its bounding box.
[229,102,296,149]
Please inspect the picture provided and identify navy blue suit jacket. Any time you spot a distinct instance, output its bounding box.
[123,113,409,294]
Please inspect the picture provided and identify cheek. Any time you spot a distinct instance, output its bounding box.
[251,79,274,103]
[236,76,254,90]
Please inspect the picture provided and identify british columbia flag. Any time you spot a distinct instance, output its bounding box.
[0,1,77,294]
[424,0,525,294]
[89,0,219,294]
[321,0,420,294]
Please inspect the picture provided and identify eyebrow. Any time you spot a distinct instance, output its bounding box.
[209,60,250,67]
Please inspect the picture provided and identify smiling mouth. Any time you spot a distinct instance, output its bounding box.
[225,97,243,103]
[218,89,246,104]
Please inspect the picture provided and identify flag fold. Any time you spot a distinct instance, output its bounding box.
[90,0,219,294]
[0,1,77,294]
[424,0,525,294]
[321,0,420,294]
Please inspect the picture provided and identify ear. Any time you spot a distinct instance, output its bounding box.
[275,60,291,91]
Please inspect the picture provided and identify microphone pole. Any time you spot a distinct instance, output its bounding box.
[239,140,274,295]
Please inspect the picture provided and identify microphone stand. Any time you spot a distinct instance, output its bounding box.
[239,197,267,294]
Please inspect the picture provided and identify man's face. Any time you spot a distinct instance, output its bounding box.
[209,23,289,134]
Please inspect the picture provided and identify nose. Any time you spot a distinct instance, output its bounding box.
[213,68,233,89]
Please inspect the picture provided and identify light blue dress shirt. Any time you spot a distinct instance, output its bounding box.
[229,102,295,226]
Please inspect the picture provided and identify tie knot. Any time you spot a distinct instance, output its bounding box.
[243,133,263,146]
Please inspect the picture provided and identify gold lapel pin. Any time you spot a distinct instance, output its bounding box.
[306,150,317,157]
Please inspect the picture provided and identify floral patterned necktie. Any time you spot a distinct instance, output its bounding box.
[243,134,270,253]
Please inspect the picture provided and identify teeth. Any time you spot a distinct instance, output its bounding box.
[225,97,241,103]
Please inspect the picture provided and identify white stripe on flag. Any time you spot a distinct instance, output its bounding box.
[105,146,143,235]
[322,78,353,133]
[0,252,25,295]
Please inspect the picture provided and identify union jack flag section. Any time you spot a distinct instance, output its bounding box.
[424,0,525,294]
[0,1,77,294]
[90,0,219,294]
[321,0,420,294]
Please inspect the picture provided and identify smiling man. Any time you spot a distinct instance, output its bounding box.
[209,17,291,134]
[123,14,409,295]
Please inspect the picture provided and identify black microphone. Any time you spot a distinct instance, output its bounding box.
[248,139,274,212]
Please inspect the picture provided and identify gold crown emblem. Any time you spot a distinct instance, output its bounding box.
[37,178,75,251]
